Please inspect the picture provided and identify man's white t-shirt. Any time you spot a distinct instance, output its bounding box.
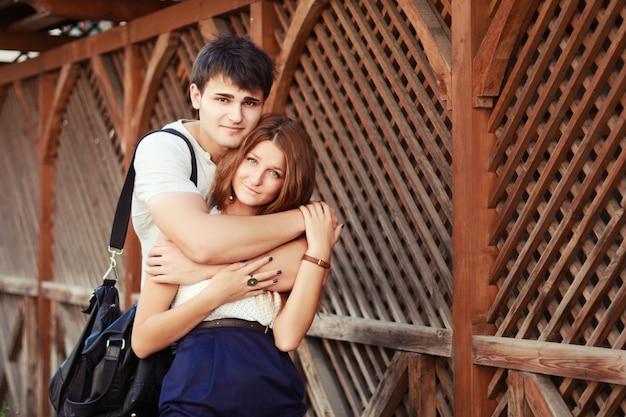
[132,120,216,287]
[131,121,280,325]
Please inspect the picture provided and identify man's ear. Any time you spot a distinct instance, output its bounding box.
[189,83,201,109]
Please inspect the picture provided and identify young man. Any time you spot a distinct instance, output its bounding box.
[132,34,309,288]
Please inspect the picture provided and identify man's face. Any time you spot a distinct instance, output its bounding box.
[190,75,264,161]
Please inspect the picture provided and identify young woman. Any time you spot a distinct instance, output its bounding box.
[131,113,343,416]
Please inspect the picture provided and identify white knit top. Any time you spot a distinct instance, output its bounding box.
[170,207,283,326]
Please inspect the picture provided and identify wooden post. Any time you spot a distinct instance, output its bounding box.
[451,0,498,415]
[122,42,145,308]
[36,71,57,417]
[249,1,279,62]
[408,354,437,417]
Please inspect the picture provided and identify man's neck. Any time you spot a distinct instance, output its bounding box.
[182,120,228,163]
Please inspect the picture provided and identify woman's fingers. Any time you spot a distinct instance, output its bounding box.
[242,259,282,288]
[244,269,281,294]
[211,257,281,292]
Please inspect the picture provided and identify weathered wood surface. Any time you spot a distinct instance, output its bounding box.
[474,336,626,386]
[0,0,624,416]
[308,314,452,357]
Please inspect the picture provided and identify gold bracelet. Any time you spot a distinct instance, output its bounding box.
[302,254,331,269]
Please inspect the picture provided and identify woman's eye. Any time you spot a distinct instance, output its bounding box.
[247,157,257,165]
[270,170,281,179]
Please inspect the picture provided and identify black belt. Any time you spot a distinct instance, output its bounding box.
[196,318,273,336]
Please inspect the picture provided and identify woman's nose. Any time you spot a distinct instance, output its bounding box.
[248,169,262,185]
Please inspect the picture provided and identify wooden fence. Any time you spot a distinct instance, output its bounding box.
[0,0,623,416]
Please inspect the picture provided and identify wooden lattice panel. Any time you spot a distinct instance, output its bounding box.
[53,69,125,290]
[149,30,203,130]
[0,85,39,279]
[487,0,625,415]
[279,0,454,414]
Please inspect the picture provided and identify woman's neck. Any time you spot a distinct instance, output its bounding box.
[222,201,259,216]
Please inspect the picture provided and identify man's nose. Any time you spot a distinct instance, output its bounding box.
[228,105,243,123]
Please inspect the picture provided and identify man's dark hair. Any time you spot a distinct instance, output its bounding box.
[191,34,276,99]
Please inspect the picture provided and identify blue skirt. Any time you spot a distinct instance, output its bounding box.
[159,326,307,417]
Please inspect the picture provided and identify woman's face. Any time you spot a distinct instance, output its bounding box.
[232,140,286,210]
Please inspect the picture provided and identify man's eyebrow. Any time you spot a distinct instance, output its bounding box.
[214,92,262,103]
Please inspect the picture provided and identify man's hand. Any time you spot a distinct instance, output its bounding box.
[146,240,221,285]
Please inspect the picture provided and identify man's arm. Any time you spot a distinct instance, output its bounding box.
[148,192,305,264]
[147,235,308,292]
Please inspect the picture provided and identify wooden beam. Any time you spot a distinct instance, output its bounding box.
[362,352,408,417]
[90,54,123,135]
[507,371,528,417]
[130,31,179,137]
[473,336,626,386]
[13,81,40,148]
[307,314,452,357]
[40,281,93,306]
[122,43,144,307]
[39,63,80,164]
[0,275,38,297]
[398,0,451,107]
[7,304,25,361]
[249,1,279,63]
[451,0,498,415]
[472,0,538,107]
[36,71,56,417]
[0,0,257,85]
[0,30,73,51]
[26,297,38,416]
[0,365,6,408]
[266,0,329,112]
[523,373,573,417]
[295,339,351,417]
[35,62,79,414]
[408,354,437,417]
[32,0,173,22]
[6,11,66,32]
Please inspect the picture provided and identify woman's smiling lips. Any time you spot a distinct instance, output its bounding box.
[242,184,260,195]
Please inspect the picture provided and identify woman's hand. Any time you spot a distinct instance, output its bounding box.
[272,202,343,351]
[299,201,343,262]
[146,240,220,285]
[198,256,282,305]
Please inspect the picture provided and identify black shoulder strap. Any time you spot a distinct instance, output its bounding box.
[108,128,198,251]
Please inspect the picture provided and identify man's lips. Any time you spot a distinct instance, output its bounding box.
[222,125,245,133]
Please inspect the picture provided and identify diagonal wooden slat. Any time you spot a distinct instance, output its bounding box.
[524,373,573,417]
[473,0,538,106]
[488,0,567,162]
[488,0,622,242]
[488,11,626,326]
[361,352,407,417]
[490,72,626,332]
[267,0,329,112]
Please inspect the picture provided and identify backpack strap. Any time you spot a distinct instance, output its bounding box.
[108,128,198,251]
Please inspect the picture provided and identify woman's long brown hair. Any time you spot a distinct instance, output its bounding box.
[210,113,317,214]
